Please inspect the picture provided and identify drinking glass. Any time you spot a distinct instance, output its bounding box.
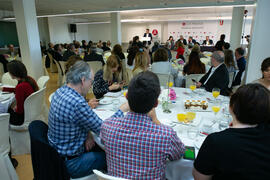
[189,82,196,94]
[212,88,220,101]
[188,127,198,140]
[112,99,120,111]
[186,112,196,123]
[177,113,186,122]
[219,119,229,130]
[212,99,221,123]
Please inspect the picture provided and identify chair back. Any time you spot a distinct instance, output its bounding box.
[28,120,69,180]
[59,61,67,74]
[47,53,58,73]
[37,76,50,89]
[0,63,5,81]
[185,74,204,88]
[1,72,18,86]
[228,72,235,88]
[53,59,64,87]
[87,61,103,76]
[23,88,46,129]
[155,73,174,87]
[93,169,128,180]
[42,55,49,76]
[0,113,10,156]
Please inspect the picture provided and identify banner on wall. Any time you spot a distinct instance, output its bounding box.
[168,21,219,44]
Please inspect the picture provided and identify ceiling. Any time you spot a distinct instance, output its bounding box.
[0,0,255,22]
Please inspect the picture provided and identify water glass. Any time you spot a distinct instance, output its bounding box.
[188,127,198,140]
[219,119,229,130]
[112,99,120,111]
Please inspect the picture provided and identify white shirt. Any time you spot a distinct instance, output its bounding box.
[203,63,223,85]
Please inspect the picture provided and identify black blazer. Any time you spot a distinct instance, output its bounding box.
[202,39,213,45]
[143,33,152,45]
[84,52,105,66]
[199,63,229,96]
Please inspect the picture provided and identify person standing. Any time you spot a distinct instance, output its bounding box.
[232,47,246,86]
[143,28,152,46]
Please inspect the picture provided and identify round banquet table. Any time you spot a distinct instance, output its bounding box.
[0,85,16,113]
[93,87,231,180]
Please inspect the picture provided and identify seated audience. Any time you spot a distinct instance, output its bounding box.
[176,41,185,59]
[179,35,187,45]
[101,71,185,179]
[127,42,140,68]
[193,83,270,180]
[164,42,172,60]
[7,44,18,57]
[222,42,230,51]
[48,61,129,178]
[183,51,205,75]
[152,41,160,54]
[202,36,213,46]
[188,36,196,46]
[196,51,229,95]
[0,60,38,125]
[63,43,76,61]
[102,42,111,52]
[253,57,270,90]
[232,47,246,86]
[106,40,112,50]
[84,47,105,66]
[95,43,104,54]
[112,44,125,60]
[81,40,87,50]
[215,34,226,51]
[132,51,148,76]
[224,49,237,73]
[151,48,181,87]
[93,55,126,99]
[167,36,175,50]
[52,44,63,61]
[65,55,82,74]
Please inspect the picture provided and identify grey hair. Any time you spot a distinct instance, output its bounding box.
[66,61,92,85]
[212,51,225,63]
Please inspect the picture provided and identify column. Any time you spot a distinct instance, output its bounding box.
[12,0,43,80]
[229,7,245,51]
[111,12,121,46]
[246,0,270,83]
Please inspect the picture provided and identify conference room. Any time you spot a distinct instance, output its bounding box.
[0,0,270,180]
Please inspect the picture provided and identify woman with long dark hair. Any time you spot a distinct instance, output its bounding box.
[1,60,39,125]
[183,51,205,75]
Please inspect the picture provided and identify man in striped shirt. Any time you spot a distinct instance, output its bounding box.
[101,71,185,180]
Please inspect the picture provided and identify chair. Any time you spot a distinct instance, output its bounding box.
[0,113,18,180]
[228,72,235,88]
[37,76,50,89]
[93,170,128,180]
[0,113,10,156]
[42,55,49,76]
[9,88,46,155]
[1,73,18,86]
[155,73,174,87]
[0,63,5,82]
[87,61,103,76]
[185,74,204,88]
[47,53,58,73]
[28,120,98,180]
[53,59,64,87]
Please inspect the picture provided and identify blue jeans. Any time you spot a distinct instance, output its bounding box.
[65,149,106,178]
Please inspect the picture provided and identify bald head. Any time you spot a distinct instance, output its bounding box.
[211,51,224,67]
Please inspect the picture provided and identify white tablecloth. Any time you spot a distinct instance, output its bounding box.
[0,92,15,113]
[93,87,231,180]
[0,154,18,180]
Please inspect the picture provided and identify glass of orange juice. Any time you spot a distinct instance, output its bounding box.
[212,88,220,101]
[177,113,186,122]
[212,99,221,123]
[167,81,173,88]
[186,112,196,123]
[189,82,196,93]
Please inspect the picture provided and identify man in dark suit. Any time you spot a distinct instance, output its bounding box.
[196,51,229,96]
[202,36,213,46]
[63,43,76,61]
[232,47,246,86]
[143,29,152,46]
[188,36,196,46]
[52,44,63,61]
[84,47,105,66]
[179,35,187,45]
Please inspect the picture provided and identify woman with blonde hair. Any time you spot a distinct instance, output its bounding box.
[132,52,148,76]
[93,55,126,98]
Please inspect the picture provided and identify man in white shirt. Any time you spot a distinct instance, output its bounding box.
[196,51,229,95]
[143,29,152,46]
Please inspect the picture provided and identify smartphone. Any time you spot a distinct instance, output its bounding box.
[183,146,195,160]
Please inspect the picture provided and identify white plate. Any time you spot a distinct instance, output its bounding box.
[99,98,112,105]
[172,116,201,126]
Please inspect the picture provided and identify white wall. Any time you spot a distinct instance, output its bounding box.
[48,17,89,44]
[88,23,111,42]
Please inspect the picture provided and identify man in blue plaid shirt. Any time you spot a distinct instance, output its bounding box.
[48,61,129,178]
[101,71,185,179]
